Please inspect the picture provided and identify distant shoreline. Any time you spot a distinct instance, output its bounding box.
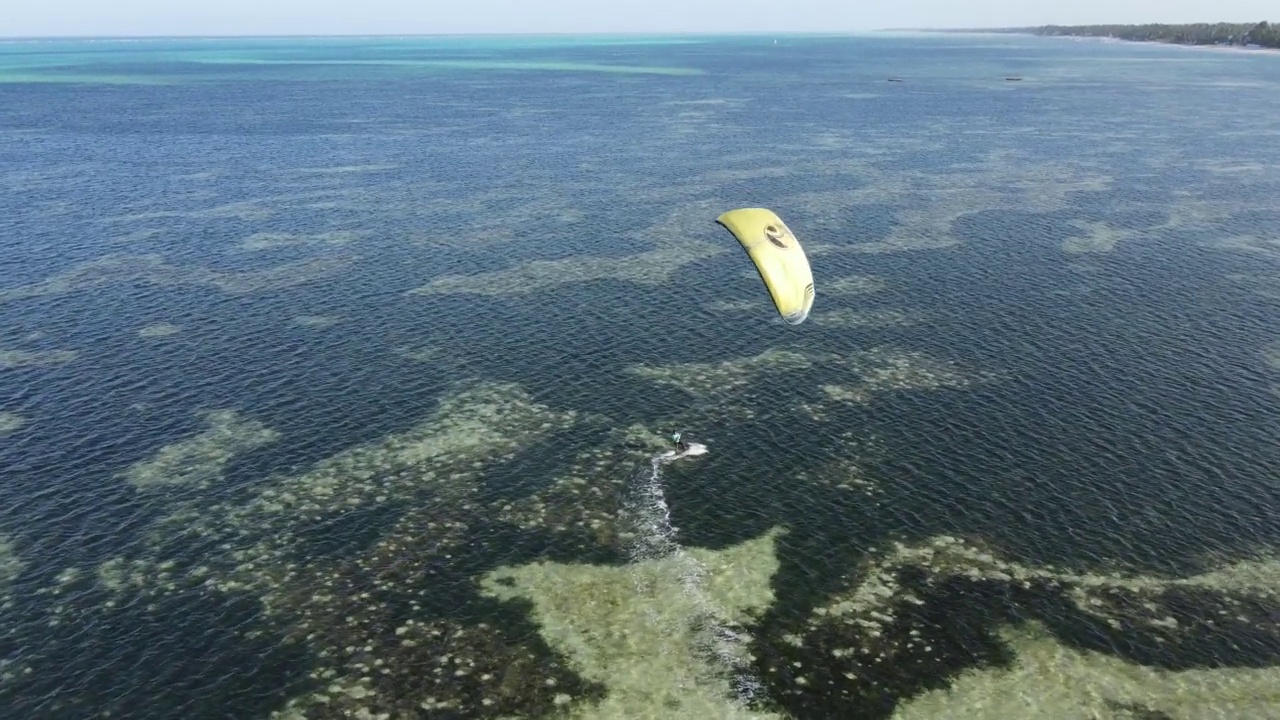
[909,22,1279,51]
[1,27,1276,52]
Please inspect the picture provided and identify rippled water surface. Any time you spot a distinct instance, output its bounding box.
[3,32,1280,720]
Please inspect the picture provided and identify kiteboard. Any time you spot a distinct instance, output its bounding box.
[661,442,709,461]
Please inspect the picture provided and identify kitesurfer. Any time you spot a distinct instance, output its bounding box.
[671,431,688,453]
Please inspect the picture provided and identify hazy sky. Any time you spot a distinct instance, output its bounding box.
[3,0,1275,38]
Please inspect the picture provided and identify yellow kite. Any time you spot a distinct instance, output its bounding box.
[715,208,815,325]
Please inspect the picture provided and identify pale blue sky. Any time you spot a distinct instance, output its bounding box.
[3,0,1275,38]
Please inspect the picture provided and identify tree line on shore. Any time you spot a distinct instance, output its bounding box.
[992,21,1279,49]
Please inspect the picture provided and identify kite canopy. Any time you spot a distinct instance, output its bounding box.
[715,207,815,325]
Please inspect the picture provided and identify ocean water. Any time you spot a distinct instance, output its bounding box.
[2,31,1280,719]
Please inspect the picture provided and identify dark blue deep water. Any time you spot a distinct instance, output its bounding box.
[2,32,1280,719]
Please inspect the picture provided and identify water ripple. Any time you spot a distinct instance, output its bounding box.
[3,32,1280,720]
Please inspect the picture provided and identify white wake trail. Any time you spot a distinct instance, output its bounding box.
[619,443,765,707]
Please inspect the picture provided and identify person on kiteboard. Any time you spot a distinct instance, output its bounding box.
[671,431,688,453]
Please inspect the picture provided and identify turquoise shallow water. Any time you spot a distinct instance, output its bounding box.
[2,32,1280,719]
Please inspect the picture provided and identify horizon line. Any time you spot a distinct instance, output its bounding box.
[0,28,1023,41]
[2,20,1273,42]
